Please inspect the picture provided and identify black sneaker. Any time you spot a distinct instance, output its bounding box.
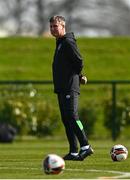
[63,153,80,161]
[79,146,94,160]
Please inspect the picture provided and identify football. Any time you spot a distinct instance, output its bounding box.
[110,144,128,161]
[43,154,65,174]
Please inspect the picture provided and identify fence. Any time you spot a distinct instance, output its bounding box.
[88,80,130,140]
[0,80,130,140]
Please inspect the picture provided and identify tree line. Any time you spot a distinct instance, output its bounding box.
[0,0,130,36]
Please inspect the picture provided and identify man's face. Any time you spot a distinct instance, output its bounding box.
[50,21,65,38]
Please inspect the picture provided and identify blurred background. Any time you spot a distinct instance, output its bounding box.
[0,0,130,37]
[0,0,130,142]
[0,1,130,178]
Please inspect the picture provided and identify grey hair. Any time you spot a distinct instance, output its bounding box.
[49,15,66,25]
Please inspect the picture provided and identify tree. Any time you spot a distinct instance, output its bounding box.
[36,0,46,35]
[0,0,130,36]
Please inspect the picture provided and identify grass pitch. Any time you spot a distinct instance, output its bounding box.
[0,37,130,80]
[0,137,130,179]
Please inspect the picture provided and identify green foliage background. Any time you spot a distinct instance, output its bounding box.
[0,38,130,179]
[0,37,130,139]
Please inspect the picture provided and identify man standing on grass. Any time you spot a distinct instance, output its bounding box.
[49,15,93,161]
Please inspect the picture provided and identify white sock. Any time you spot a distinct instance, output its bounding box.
[81,145,90,151]
[70,152,78,156]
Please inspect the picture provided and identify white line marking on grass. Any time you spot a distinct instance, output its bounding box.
[0,166,130,179]
[66,168,130,179]
[0,166,38,170]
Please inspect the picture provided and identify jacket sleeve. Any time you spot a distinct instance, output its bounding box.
[65,39,83,74]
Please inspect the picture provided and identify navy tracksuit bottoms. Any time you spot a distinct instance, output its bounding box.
[57,91,89,153]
